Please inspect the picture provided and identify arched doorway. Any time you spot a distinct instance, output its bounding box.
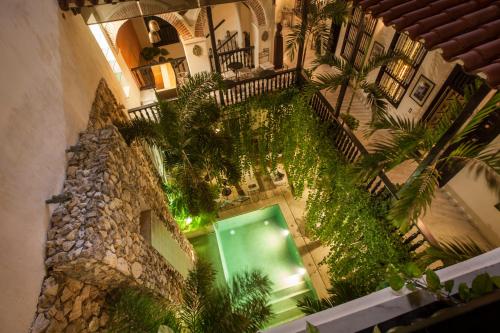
[113,16,191,101]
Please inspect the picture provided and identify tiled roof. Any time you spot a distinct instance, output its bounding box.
[358,0,500,89]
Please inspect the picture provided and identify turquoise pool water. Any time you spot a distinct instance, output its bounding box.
[190,204,316,328]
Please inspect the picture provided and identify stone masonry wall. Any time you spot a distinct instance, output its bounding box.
[31,80,194,332]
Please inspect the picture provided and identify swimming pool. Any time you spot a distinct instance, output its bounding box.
[190,204,316,328]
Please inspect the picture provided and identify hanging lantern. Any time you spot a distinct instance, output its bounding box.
[148,19,160,32]
[149,31,161,44]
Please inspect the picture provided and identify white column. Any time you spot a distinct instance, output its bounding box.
[251,23,260,67]
[182,37,213,74]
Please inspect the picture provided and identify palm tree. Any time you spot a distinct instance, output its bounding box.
[312,51,404,119]
[117,72,241,216]
[286,0,350,65]
[107,260,273,333]
[355,89,500,228]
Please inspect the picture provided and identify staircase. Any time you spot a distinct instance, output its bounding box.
[266,281,314,328]
[209,30,255,73]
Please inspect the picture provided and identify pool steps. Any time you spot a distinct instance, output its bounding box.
[266,281,313,328]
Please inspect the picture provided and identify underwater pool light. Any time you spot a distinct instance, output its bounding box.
[264,220,269,226]
[185,217,193,225]
[281,229,290,237]
[230,229,236,235]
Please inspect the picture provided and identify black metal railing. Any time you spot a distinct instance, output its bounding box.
[308,92,399,199]
[210,46,255,73]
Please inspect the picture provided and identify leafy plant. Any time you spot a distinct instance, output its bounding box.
[417,238,487,267]
[298,279,372,314]
[108,260,273,333]
[117,72,241,218]
[340,113,359,130]
[141,46,169,62]
[306,322,320,333]
[387,262,500,305]
[312,50,405,117]
[225,88,412,313]
[356,90,500,228]
[107,288,179,333]
[286,0,349,63]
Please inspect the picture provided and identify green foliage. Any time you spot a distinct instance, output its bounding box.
[107,288,178,333]
[425,269,441,292]
[313,50,404,117]
[340,113,360,130]
[298,278,375,314]
[225,89,411,313]
[358,90,500,228]
[178,260,273,333]
[141,47,169,62]
[306,322,320,333]
[108,261,273,333]
[286,0,349,63]
[418,238,487,267]
[117,73,241,223]
[386,263,500,306]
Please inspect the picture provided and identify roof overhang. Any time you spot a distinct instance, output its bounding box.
[357,0,500,89]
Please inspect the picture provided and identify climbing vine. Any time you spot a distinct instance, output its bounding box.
[223,89,411,297]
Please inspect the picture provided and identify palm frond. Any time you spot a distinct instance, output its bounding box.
[312,53,348,72]
[116,117,166,148]
[297,296,335,315]
[285,24,305,62]
[176,72,223,111]
[420,238,487,266]
[390,166,440,229]
[360,81,388,117]
[321,0,350,25]
[453,92,500,144]
[368,112,423,137]
[361,51,408,79]
[313,72,351,92]
[445,143,500,196]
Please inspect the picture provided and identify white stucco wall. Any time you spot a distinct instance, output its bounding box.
[0,1,126,332]
[183,37,213,74]
[211,3,243,46]
[364,22,455,121]
[446,135,500,247]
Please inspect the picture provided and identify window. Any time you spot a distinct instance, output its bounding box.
[376,33,427,106]
[341,6,377,69]
[89,24,131,97]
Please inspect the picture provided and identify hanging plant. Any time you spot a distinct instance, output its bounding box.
[140,46,169,63]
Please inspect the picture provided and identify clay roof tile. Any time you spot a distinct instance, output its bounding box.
[356,0,500,88]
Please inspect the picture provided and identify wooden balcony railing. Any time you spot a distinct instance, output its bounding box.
[131,57,190,91]
[127,70,396,199]
[308,91,399,199]
[217,68,296,105]
[128,102,161,122]
[131,63,157,90]
[217,31,239,53]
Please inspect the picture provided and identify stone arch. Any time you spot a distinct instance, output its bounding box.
[244,0,267,26]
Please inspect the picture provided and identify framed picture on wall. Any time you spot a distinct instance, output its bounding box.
[410,75,435,106]
[369,42,384,62]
